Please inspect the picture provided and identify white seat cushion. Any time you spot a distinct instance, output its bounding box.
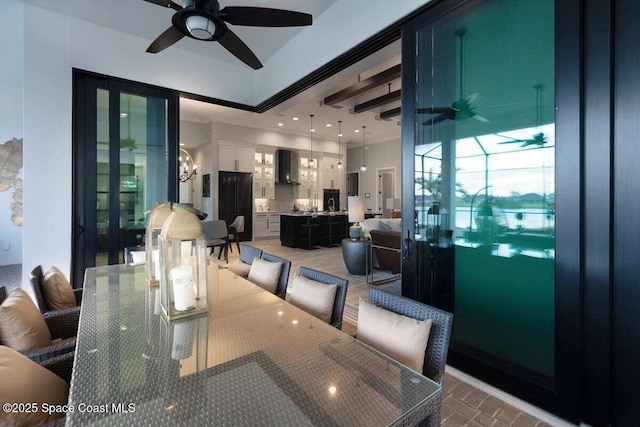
[247,257,282,294]
[357,298,432,372]
[229,259,251,277]
[289,275,337,324]
[0,346,68,425]
[0,289,52,352]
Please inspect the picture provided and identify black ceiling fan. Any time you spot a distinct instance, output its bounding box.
[417,28,489,126]
[497,84,549,148]
[143,0,312,69]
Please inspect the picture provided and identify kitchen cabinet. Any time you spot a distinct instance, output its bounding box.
[321,156,343,190]
[297,156,319,200]
[254,212,281,239]
[254,148,275,199]
[219,144,254,172]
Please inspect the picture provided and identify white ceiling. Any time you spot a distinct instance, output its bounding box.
[22,0,403,147]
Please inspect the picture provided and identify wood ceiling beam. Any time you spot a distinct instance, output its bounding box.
[352,90,401,114]
[323,64,401,106]
[378,107,402,120]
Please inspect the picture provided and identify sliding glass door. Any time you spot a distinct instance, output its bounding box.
[400,0,577,418]
[73,73,178,286]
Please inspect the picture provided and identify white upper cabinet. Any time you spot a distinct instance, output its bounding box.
[219,144,254,173]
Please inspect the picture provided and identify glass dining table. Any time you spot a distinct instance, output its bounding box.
[67,262,441,426]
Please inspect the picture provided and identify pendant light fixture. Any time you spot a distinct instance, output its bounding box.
[309,114,315,167]
[337,120,343,169]
[360,125,367,172]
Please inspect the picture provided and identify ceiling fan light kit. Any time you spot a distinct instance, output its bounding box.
[143,0,312,69]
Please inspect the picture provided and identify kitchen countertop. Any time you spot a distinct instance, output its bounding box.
[280,212,348,217]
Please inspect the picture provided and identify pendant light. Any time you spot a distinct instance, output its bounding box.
[337,120,343,169]
[308,114,315,167]
[360,125,367,172]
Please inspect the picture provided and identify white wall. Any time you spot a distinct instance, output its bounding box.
[0,0,24,266]
[347,138,402,212]
[16,1,417,283]
[255,0,433,103]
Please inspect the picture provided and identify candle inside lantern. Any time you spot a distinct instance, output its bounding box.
[170,265,196,311]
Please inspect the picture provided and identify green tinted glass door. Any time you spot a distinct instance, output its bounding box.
[409,0,555,382]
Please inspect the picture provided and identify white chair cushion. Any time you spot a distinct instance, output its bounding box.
[247,257,282,294]
[42,266,76,310]
[357,298,432,372]
[229,259,251,277]
[0,346,68,425]
[0,289,52,352]
[289,275,337,324]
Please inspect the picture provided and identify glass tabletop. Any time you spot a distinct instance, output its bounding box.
[68,263,440,426]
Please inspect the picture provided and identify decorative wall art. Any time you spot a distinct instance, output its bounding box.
[203,174,210,197]
[0,137,23,226]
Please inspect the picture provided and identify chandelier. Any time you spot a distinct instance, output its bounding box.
[179,148,197,182]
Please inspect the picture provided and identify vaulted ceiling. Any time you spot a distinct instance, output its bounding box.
[20,0,426,145]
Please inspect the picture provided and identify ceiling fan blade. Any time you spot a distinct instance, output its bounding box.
[218,28,263,69]
[473,114,490,123]
[142,0,182,11]
[146,26,185,53]
[416,107,454,115]
[423,114,451,126]
[219,7,312,27]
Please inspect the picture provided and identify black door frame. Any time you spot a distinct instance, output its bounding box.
[72,70,179,287]
[400,0,582,422]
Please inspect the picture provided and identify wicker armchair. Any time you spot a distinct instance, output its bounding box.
[368,287,453,385]
[29,266,82,315]
[0,286,78,364]
[260,253,291,300]
[297,267,349,330]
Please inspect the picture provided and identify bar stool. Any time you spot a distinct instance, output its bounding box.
[300,216,321,249]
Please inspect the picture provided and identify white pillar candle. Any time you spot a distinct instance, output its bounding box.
[171,320,194,360]
[170,265,196,311]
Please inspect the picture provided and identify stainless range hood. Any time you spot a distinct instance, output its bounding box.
[275,149,301,185]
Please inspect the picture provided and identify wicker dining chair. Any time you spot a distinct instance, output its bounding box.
[0,286,78,364]
[297,267,349,330]
[367,287,453,385]
[260,252,292,300]
[29,266,82,315]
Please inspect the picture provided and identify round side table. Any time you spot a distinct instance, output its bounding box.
[341,238,372,275]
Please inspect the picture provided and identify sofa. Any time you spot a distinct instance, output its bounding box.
[361,218,401,239]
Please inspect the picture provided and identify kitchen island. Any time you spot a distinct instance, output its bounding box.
[280,212,348,248]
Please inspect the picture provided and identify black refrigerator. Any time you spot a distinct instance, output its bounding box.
[218,171,253,241]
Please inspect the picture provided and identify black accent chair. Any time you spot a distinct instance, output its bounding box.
[260,253,291,300]
[297,267,349,330]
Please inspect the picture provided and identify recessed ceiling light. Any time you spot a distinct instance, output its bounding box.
[179,143,185,146]
[292,117,299,121]
[120,113,128,118]
[338,133,343,137]
[278,123,284,127]
[355,129,360,133]
[326,123,332,127]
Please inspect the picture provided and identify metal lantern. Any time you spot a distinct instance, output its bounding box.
[426,202,449,243]
[158,204,208,320]
[146,202,173,286]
